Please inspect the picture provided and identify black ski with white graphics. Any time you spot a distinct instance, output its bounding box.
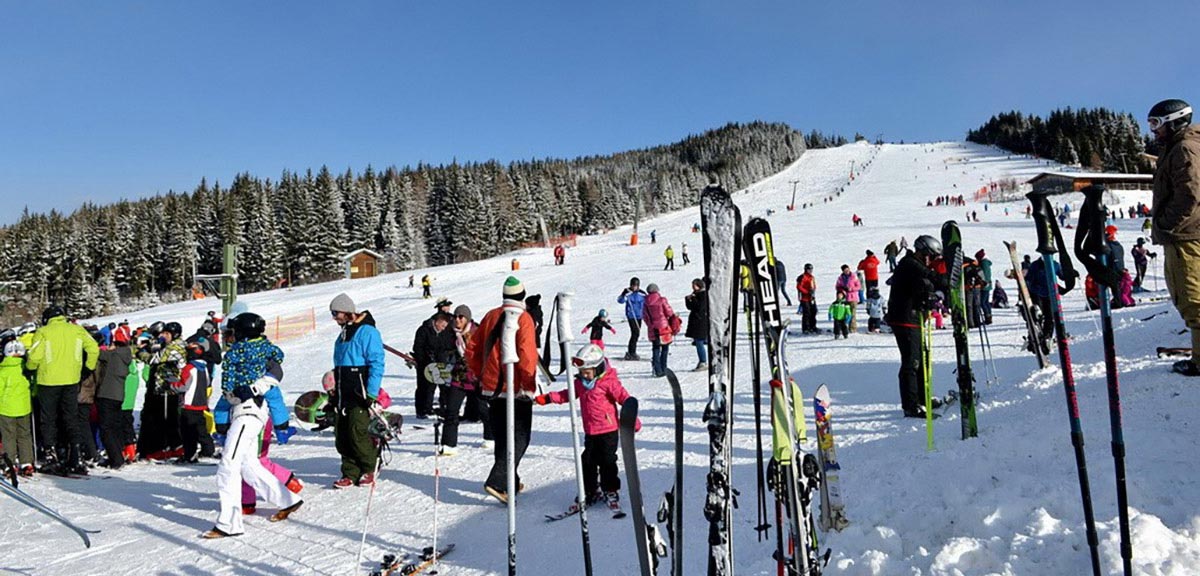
[620,397,666,576]
[701,185,741,576]
[742,216,826,575]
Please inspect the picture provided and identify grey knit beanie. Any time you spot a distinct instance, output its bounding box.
[330,293,357,314]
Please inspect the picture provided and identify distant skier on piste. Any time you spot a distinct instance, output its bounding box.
[466,276,540,503]
[797,263,819,333]
[535,343,638,514]
[885,235,947,418]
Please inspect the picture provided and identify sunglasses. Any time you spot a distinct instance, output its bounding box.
[1148,106,1192,130]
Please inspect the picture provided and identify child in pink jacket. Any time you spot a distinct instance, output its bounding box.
[536,344,638,510]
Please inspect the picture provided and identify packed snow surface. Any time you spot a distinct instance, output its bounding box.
[4,141,1196,575]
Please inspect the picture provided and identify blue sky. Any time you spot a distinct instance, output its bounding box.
[1,1,1196,223]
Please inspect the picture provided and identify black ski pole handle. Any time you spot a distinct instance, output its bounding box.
[1027,192,1057,255]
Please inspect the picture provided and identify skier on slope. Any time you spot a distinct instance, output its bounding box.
[885,235,947,418]
[134,321,187,461]
[975,249,994,324]
[797,263,819,334]
[1148,99,1200,374]
[26,305,99,475]
[864,287,886,333]
[857,250,880,290]
[643,283,678,378]
[684,278,710,372]
[835,265,862,333]
[213,309,302,515]
[663,245,675,271]
[1025,257,1062,356]
[1131,238,1152,288]
[440,305,487,455]
[466,276,540,503]
[413,300,457,420]
[580,309,617,349]
[616,278,647,361]
[0,335,34,477]
[328,293,387,488]
[203,313,302,538]
[884,240,900,272]
[534,344,639,514]
[829,291,852,339]
[775,259,792,306]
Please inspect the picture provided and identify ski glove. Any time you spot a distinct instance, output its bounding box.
[274,425,297,445]
[213,432,226,446]
[232,386,254,402]
[534,394,549,406]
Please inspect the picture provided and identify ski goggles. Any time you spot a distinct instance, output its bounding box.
[1147,106,1192,130]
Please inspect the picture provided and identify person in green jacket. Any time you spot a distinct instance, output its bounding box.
[25,305,98,475]
[829,291,853,340]
[0,334,35,476]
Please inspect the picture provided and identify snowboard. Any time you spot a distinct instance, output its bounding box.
[812,384,849,532]
[293,391,329,425]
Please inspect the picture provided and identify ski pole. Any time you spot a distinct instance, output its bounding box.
[501,301,523,576]
[1029,191,1102,576]
[353,445,384,574]
[432,418,442,574]
[554,292,594,576]
[1074,186,1133,576]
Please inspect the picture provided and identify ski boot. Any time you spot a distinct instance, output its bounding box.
[605,491,627,518]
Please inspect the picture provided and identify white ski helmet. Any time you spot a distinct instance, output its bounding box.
[4,340,26,358]
[572,343,606,372]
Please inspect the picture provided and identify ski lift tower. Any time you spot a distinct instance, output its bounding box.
[629,183,646,246]
[193,244,239,315]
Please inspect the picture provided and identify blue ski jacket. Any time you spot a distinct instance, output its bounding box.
[617,289,647,320]
[333,311,385,407]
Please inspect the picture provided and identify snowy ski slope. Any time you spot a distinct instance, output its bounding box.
[3,141,1198,575]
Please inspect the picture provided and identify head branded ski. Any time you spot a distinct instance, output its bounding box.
[742,216,825,575]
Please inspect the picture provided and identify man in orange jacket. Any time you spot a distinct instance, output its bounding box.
[466,276,540,502]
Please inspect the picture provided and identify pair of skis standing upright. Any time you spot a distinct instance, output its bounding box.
[701,186,848,576]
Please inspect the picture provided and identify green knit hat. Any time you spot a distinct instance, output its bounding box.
[503,276,526,301]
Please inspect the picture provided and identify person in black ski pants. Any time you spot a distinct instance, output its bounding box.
[616,278,647,361]
[885,236,947,418]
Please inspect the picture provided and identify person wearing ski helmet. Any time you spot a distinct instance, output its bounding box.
[534,343,638,509]
[25,304,99,475]
[885,235,948,418]
[205,312,301,538]
[135,320,188,460]
[0,335,35,476]
[1147,99,1200,374]
[581,308,617,348]
[327,293,386,489]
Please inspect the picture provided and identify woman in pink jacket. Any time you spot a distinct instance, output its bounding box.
[835,265,862,333]
[536,344,638,512]
[642,283,676,378]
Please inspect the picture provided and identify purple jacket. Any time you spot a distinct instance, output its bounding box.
[543,362,638,436]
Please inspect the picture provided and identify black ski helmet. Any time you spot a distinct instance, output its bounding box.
[914,235,943,257]
[163,321,183,339]
[41,304,66,325]
[231,312,267,341]
[148,321,165,336]
[1148,99,1192,132]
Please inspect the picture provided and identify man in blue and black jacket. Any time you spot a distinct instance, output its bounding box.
[329,293,386,488]
[617,277,647,361]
